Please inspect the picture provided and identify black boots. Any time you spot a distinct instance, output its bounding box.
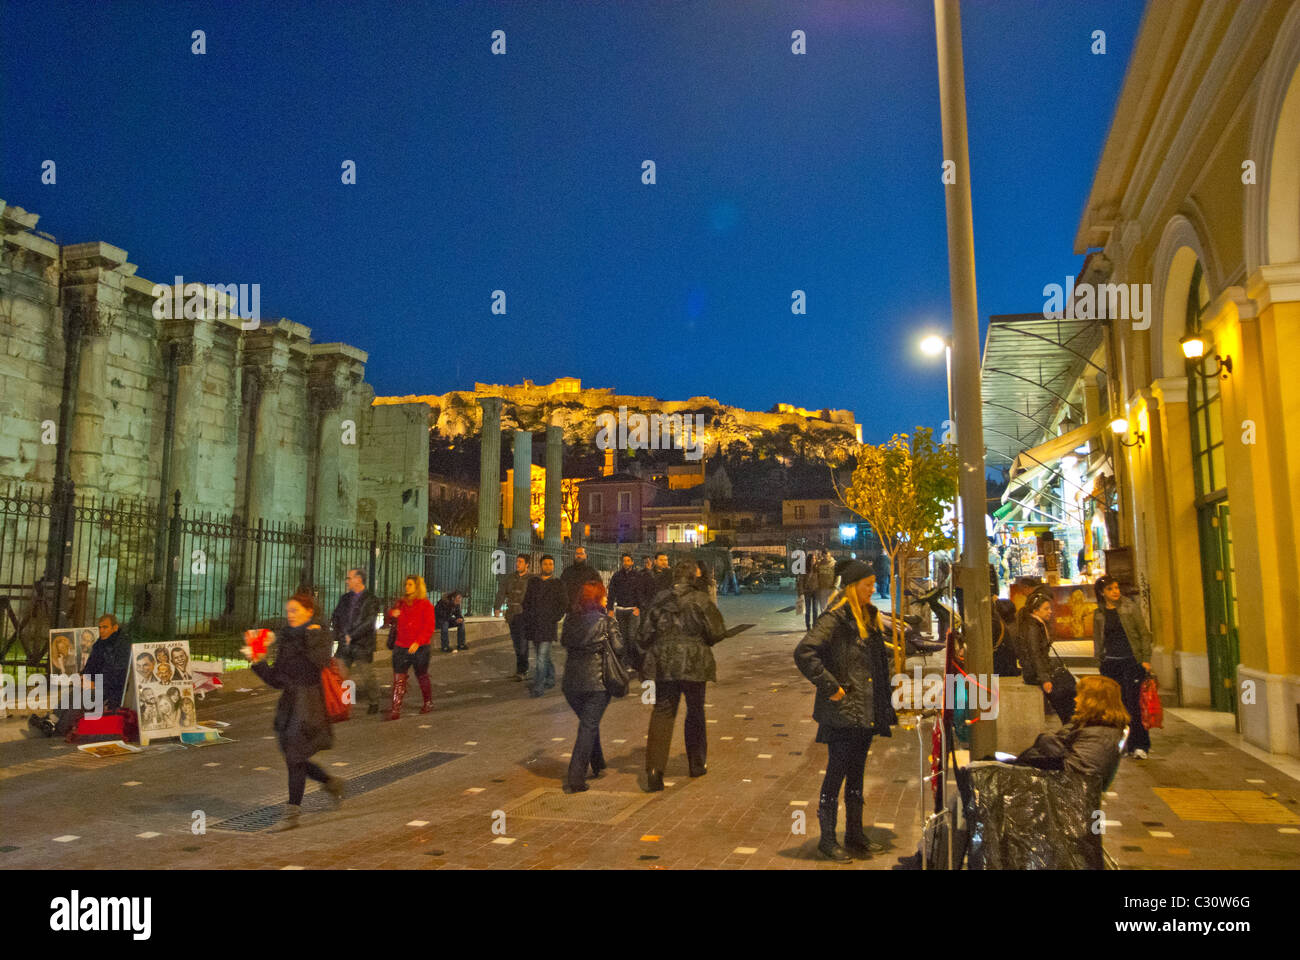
[842,793,876,858]
[644,770,664,792]
[817,794,852,862]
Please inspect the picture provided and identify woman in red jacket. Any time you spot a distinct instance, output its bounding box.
[386,575,436,719]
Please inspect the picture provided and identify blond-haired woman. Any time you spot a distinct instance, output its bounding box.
[385,575,436,719]
[794,560,897,861]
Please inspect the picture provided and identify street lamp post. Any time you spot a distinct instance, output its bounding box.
[933,0,994,759]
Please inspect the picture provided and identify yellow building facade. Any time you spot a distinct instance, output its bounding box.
[1077,0,1300,757]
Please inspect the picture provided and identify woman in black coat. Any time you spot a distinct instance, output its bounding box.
[560,579,624,794]
[242,590,344,831]
[794,560,896,861]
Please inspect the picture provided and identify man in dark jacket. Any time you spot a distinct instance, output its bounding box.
[495,554,532,680]
[522,555,567,697]
[638,559,726,791]
[330,568,383,714]
[435,590,467,652]
[560,546,603,610]
[52,613,134,739]
[607,553,644,670]
[645,551,673,604]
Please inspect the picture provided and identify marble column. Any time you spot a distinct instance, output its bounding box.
[512,429,533,552]
[474,397,503,614]
[544,423,563,551]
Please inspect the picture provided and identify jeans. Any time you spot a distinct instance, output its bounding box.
[1101,656,1150,752]
[440,622,467,651]
[338,644,378,706]
[530,641,556,696]
[804,593,820,629]
[722,572,740,595]
[876,575,890,599]
[645,679,707,774]
[287,760,330,805]
[508,618,529,674]
[563,690,610,788]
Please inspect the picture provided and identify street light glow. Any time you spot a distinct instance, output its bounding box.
[920,334,947,357]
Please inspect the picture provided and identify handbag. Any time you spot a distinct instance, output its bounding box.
[1139,673,1164,729]
[1046,645,1077,723]
[599,617,630,699]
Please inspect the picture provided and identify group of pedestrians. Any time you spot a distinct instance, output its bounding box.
[493,547,724,794]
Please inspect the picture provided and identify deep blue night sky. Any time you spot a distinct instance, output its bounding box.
[1,0,1143,445]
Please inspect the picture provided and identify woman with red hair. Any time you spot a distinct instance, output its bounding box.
[559,579,624,793]
[385,575,436,719]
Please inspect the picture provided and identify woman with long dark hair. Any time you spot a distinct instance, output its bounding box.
[242,590,343,831]
[560,580,624,793]
[794,560,896,861]
[1017,588,1072,722]
[385,575,436,719]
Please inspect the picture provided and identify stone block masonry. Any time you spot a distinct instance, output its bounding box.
[0,198,407,537]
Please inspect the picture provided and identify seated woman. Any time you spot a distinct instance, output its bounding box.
[1019,674,1129,791]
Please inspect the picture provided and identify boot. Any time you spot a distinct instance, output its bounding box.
[325,776,346,806]
[644,770,664,793]
[843,793,878,858]
[417,674,433,713]
[817,795,852,862]
[272,804,301,832]
[366,702,380,715]
[386,674,407,721]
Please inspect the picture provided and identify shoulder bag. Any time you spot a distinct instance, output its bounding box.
[599,616,630,698]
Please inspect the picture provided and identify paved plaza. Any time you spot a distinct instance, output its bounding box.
[1,594,1297,870]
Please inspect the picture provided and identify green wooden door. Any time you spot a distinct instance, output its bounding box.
[1197,499,1240,713]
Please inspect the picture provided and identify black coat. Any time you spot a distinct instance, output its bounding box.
[793,603,896,737]
[522,575,567,645]
[638,582,726,682]
[251,620,334,763]
[434,597,464,627]
[1017,616,1054,686]
[607,568,643,609]
[641,567,673,607]
[82,627,132,711]
[561,608,624,694]
[330,589,382,653]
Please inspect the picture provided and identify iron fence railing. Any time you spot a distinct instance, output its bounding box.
[0,484,710,665]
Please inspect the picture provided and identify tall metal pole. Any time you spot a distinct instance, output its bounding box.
[934,0,994,758]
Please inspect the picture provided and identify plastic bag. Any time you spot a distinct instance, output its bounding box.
[965,761,1104,870]
[321,659,350,722]
[1140,675,1163,729]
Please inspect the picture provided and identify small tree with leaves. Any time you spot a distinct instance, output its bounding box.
[838,427,958,676]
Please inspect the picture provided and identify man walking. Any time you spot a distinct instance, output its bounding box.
[1093,575,1154,759]
[495,554,531,680]
[331,568,383,714]
[646,551,673,602]
[813,549,837,620]
[522,554,567,698]
[560,546,603,610]
[872,551,890,601]
[608,553,644,671]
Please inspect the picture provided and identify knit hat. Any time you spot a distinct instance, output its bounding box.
[834,559,874,588]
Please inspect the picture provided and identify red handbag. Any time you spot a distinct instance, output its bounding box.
[321,659,351,722]
[1139,674,1164,729]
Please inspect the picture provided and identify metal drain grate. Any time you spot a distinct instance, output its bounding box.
[502,787,657,825]
[212,750,463,832]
